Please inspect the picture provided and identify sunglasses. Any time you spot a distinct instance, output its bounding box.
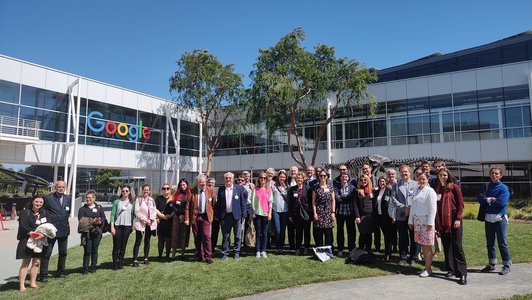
[121,190,129,193]
[339,169,347,171]
[259,177,267,180]
[319,174,328,178]
[162,187,170,190]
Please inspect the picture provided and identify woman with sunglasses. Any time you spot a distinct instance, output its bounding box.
[312,170,336,248]
[132,184,157,266]
[155,183,175,261]
[110,185,134,270]
[355,174,375,251]
[171,179,191,259]
[252,172,273,258]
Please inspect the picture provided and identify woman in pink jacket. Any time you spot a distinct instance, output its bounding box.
[132,184,159,266]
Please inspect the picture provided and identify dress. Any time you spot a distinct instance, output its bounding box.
[155,196,173,239]
[16,210,48,259]
[171,192,191,250]
[314,185,334,229]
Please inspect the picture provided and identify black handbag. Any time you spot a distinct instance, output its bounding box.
[298,202,310,221]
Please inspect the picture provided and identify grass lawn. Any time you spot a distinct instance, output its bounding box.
[2,219,532,299]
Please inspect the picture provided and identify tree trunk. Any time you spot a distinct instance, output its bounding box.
[205,150,215,176]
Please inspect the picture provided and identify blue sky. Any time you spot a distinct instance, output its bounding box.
[1,0,531,101]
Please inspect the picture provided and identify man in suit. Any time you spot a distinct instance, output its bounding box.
[186,174,216,264]
[39,180,71,282]
[217,172,247,260]
[388,165,419,265]
[333,164,356,189]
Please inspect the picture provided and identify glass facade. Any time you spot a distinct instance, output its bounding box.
[0,80,200,156]
[378,38,532,83]
[213,84,531,155]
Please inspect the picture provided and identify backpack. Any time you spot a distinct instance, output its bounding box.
[345,248,374,264]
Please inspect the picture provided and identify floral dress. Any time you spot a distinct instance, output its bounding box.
[314,185,334,229]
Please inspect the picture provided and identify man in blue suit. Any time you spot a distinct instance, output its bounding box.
[217,172,247,260]
[39,180,72,282]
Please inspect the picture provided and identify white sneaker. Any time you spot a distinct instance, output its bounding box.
[419,269,432,278]
[256,252,261,258]
[261,251,268,258]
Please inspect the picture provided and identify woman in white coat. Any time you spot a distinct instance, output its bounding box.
[408,173,437,277]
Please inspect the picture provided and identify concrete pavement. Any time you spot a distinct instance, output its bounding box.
[234,263,532,300]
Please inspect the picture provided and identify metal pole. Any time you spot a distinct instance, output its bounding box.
[159,129,163,188]
[326,98,332,173]
[198,117,203,175]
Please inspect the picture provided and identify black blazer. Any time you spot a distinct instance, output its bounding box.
[17,210,48,240]
[287,185,310,219]
[43,192,72,237]
[372,187,393,219]
[354,191,374,219]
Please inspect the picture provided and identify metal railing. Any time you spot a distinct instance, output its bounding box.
[0,115,41,139]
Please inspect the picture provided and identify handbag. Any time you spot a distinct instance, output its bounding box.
[244,222,256,247]
[298,202,310,221]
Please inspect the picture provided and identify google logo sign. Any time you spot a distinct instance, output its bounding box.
[87,111,151,142]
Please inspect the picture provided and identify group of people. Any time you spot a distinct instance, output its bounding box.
[15,162,513,291]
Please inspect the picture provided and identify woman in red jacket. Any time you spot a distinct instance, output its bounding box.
[435,168,467,285]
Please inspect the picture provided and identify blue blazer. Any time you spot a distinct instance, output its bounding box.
[43,192,72,237]
[216,184,247,221]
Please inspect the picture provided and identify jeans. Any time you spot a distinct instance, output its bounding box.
[485,218,512,266]
[83,233,102,268]
[254,215,269,253]
[272,211,288,250]
[221,213,242,257]
[112,225,132,267]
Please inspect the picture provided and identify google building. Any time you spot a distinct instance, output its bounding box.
[1,31,532,200]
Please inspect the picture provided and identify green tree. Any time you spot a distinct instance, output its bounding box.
[169,49,246,175]
[95,169,121,191]
[249,28,377,168]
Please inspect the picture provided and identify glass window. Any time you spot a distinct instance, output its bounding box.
[442,112,454,132]
[333,123,343,141]
[390,117,407,136]
[504,85,529,104]
[345,122,358,140]
[180,120,200,136]
[359,121,371,139]
[0,79,20,104]
[373,119,387,137]
[44,91,68,112]
[429,94,452,110]
[435,58,455,74]
[430,114,440,133]
[415,63,435,76]
[478,88,503,105]
[502,42,527,64]
[457,110,479,131]
[453,91,477,108]
[456,54,478,71]
[0,103,19,118]
[21,85,45,107]
[387,99,407,114]
[504,107,523,128]
[408,115,423,135]
[478,47,502,67]
[478,109,499,129]
[408,97,429,112]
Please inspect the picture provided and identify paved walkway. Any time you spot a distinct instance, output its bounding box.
[0,203,112,286]
[234,263,532,300]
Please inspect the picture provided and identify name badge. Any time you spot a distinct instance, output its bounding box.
[208,198,212,202]
[65,206,70,211]
[437,194,442,201]
[324,188,330,193]
[92,208,98,213]
[384,196,390,202]
[235,195,239,200]
[169,203,174,207]
[293,193,299,197]
[36,219,41,225]
[149,202,154,208]
[40,217,47,223]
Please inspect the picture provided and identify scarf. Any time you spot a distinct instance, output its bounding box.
[436,185,453,233]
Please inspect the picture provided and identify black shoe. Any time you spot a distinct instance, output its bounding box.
[205,259,214,264]
[458,276,467,285]
[143,259,150,265]
[131,261,140,267]
[56,272,67,278]
[481,264,496,273]
[90,267,96,273]
[38,275,49,283]
[82,268,89,275]
[445,271,455,278]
